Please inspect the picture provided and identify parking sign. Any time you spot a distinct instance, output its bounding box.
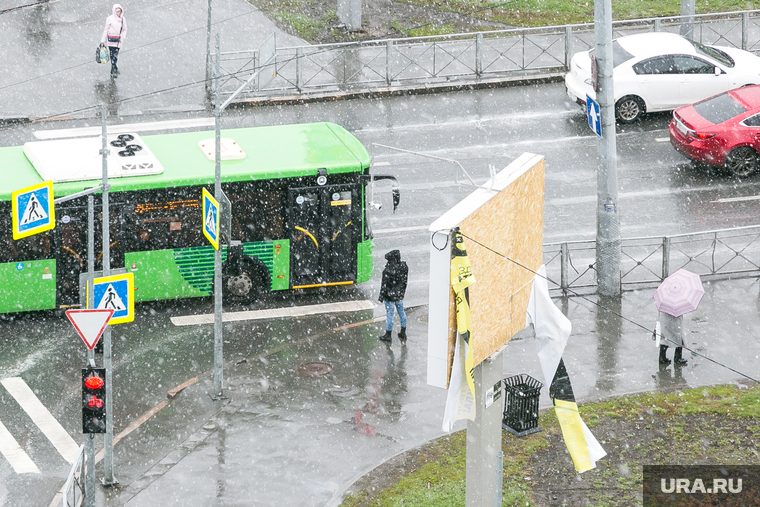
[12,181,55,240]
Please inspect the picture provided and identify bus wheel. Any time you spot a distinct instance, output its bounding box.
[224,256,271,303]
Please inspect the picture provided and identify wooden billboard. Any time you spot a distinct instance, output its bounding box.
[427,153,545,388]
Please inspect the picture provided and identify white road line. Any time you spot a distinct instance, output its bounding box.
[33,118,216,140]
[171,300,376,326]
[711,195,760,203]
[1,378,80,464]
[373,161,390,166]
[655,137,670,142]
[0,420,40,474]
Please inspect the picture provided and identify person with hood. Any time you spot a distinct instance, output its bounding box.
[378,250,409,343]
[101,4,127,78]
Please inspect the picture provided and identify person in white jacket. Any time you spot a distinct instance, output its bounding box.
[101,4,127,77]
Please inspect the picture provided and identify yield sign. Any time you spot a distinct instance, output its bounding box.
[66,309,114,349]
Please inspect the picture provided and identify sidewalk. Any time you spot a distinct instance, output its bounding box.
[99,275,760,506]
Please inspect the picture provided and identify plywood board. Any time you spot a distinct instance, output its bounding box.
[427,153,545,388]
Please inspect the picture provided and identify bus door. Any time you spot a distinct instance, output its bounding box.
[288,185,359,288]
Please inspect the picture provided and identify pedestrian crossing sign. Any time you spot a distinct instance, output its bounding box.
[202,188,220,250]
[12,180,55,240]
[91,273,134,324]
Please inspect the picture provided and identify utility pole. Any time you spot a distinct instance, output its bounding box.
[680,0,696,39]
[100,105,117,485]
[205,0,213,97]
[213,33,224,398]
[594,0,621,297]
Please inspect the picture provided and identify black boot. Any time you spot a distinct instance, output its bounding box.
[659,345,671,365]
[398,327,407,343]
[673,347,688,366]
[379,330,392,343]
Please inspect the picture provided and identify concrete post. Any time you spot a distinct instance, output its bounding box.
[680,0,696,40]
[594,0,621,297]
[337,0,362,31]
[465,351,504,507]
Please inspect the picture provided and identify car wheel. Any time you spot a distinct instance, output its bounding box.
[615,96,645,123]
[725,147,760,177]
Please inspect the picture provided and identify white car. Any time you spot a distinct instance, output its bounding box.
[565,32,760,123]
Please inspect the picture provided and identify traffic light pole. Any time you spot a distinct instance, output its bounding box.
[99,104,117,485]
[85,194,96,506]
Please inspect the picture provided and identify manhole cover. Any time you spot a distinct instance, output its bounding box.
[297,362,333,376]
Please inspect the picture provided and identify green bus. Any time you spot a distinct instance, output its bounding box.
[0,122,398,313]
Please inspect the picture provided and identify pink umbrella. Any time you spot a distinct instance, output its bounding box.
[653,269,705,317]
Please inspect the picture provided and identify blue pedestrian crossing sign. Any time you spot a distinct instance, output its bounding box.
[12,181,55,240]
[586,95,602,137]
[202,188,220,250]
[92,273,134,325]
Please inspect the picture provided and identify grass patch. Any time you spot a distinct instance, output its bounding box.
[342,384,760,507]
[401,0,758,27]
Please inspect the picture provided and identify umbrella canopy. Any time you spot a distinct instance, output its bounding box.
[653,269,705,317]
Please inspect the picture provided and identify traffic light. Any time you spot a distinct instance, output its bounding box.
[82,367,106,434]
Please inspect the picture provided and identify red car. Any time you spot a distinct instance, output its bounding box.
[670,85,760,177]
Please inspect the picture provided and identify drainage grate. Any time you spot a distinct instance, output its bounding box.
[297,362,334,376]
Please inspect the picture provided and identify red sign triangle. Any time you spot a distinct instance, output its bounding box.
[66,309,114,349]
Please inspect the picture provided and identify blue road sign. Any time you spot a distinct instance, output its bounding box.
[92,273,134,325]
[202,188,220,250]
[12,181,55,240]
[586,95,602,137]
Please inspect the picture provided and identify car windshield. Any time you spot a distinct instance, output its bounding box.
[589,41,634,68]
[689,39,735,68]
[693,92,746,124]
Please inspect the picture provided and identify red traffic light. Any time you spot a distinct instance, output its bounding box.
[87,395,104,409]
[84,376,104,390]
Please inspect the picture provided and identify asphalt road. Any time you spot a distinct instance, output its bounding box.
[3,81,760,505]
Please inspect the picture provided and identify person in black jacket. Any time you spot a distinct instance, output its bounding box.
[379,250,408,343]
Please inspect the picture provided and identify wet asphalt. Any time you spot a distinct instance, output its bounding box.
[89,275,760,507]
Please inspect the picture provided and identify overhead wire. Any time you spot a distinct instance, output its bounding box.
[453,230,760,385]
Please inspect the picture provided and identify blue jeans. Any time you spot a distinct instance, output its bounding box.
[384,300,407,332]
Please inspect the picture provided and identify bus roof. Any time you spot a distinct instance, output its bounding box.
[0,122,371,201]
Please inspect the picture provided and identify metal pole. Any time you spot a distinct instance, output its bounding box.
[84,193,96,507]
[475,33,482,78]
[213,34,224,398]
[594,0,621,297]
[100,104,116,485]
[662,236,671,279]
[205,0,213,96]
[680,0,695,40]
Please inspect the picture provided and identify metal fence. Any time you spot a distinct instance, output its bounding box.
[217,9,760,101]
[544,225,760,294]
[58,444,85,507]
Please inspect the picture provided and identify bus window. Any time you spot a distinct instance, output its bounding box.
[225,183,285,243]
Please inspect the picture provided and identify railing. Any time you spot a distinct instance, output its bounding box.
[58,444,85,507]
[544,225,760,293]
[217,9,760,102]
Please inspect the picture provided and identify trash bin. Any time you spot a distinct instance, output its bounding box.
[502,374,543,437]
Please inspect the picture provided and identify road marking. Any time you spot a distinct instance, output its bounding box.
[170,300,376,326]
[33,118,216,140]
[373,161,390,166]
[1,377,80,464]
[0,420,40,474]
[711,195,760,203]
[655,137,670,142]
